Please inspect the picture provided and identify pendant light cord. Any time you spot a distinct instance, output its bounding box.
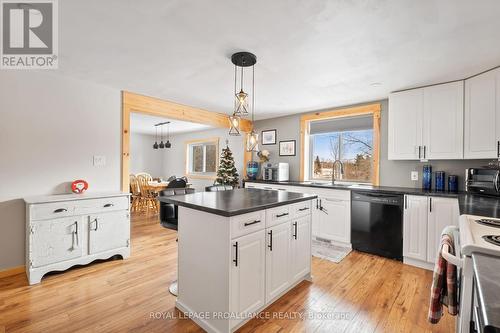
[240,65,244,91]
[252,64,255,123]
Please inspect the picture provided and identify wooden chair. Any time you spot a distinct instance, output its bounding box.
[136,174,158,214]
[129,174,141,212]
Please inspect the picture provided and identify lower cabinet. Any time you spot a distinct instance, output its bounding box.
[316,196,350,244]
[230,230,266,328]
[289,216,311,283]
[226,206,312,330]
[403,195,459,269]
[265,222,292,302]
[25,193,131,285]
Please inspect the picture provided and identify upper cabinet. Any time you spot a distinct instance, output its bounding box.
[388,81,464,160]
[464,68,500,159]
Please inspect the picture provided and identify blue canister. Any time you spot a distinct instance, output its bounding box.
[435,171,445,191]
[246,161,259,180]
[448,175,458,192]
[423,165,432,190]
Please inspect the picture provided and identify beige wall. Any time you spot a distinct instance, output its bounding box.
[0,71,121,270]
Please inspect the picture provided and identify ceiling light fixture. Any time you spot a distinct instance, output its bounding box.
[153,121,171,150]
[228,52,258,152]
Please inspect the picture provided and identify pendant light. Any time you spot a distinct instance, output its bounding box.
[165,121,171,148]
[228,52,257,140]
[153,126,159,149]
[159,124,165,149]
[246,64,259,152]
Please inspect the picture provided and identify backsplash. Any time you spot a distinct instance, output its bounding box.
[254,99,492,191]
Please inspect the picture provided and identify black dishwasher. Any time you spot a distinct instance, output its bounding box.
[351,191,403,261]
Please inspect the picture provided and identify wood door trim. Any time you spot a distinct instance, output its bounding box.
[122,91,252,191]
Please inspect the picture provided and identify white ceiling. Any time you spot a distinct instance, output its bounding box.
[59,0,500,119]
[130,113,213,135]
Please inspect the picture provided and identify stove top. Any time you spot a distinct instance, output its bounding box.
[482,235,500,246]
[460,215,500,256]
[476,218,500,228]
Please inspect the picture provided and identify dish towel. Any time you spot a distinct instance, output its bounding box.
[428,225,459,324]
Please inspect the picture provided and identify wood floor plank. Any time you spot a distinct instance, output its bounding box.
[0,213,455,333]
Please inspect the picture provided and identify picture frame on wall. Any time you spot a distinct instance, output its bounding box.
[261,129,276,145]
[279,140,296,156]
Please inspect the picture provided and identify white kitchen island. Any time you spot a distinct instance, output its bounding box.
[159,188,316,333]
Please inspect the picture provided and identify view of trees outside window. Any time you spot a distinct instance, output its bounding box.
[190,143,217,173]
[312,129,373,182]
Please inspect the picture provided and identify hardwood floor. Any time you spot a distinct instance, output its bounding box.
[0,213,455,333]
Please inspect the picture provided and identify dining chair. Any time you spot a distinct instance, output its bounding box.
[136,174,158,214]
[129,174,142,213]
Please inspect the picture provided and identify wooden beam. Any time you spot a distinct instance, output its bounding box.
[121,91,253,191]
[123,91,252,132]
[299,103,381,185]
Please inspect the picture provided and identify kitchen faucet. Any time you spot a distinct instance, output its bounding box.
[332,159,344,184]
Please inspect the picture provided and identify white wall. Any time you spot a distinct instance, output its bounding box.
[0,71,121,270]
[130,132,164,177]
[162,128,245,191]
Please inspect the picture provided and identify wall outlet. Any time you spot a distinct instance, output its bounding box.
[411,171,419,181]
[93,155,106,167]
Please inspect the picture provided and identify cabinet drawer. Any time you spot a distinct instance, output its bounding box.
[74,196,129,215]
[290,200,312,218]
[30,202,76,221]
[230,211,266,239]
[266,205,291,228]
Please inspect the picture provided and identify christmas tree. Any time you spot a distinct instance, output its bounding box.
[215,144,239,187]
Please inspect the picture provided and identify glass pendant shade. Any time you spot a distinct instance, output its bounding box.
[234,89,249,115]
[229,114,241,136]
[153,142,159,149]
[165,140,171,148]
[246,130,259,152]
[159,141,165,149]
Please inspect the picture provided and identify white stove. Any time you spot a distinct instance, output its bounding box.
[456,214,500,333]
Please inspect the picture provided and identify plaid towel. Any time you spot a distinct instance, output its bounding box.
[428,225,459,324]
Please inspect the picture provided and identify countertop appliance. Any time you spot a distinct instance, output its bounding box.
[351,191,403,261]
[263,162,289,181]
[466,168,500,196]
[441,215,500,333]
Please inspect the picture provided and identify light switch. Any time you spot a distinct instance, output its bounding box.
[93,155,106,167]
[411,171,419,181]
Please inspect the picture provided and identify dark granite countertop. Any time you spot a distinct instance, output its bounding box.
[472,253,500,333]
[158,188,317,217]
[243,180,500,217]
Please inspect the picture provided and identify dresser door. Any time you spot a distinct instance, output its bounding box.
[88,211,130,254]
[31,217,83,267]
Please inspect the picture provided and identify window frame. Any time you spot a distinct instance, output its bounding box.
[185,137,219,179]
[300,103,381,185]
[309,129,374,183]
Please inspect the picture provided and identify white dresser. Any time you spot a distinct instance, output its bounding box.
[24,192,131,285]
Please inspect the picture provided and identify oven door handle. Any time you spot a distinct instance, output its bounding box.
[442,244,463,268]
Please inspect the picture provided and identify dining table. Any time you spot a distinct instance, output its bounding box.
[146,181,193,194]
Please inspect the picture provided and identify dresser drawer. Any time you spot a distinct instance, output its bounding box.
[74,196,129,215]
[230,211,266,239]
[30,202,76,221]
[290,200,312,218]
[266,205,291,228]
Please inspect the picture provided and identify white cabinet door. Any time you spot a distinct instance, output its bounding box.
[311,198,320,237]
[388,89,423,160]
[423,81,464,159]
[289,216,311,284]
[230,230,266,327]
[464,69,498,159]
[265,222,291,303]
[318,197,350,244]
[403,195,428,261]
[88,211,130,255]
[427,197,459,264]
[31,216,83,267]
